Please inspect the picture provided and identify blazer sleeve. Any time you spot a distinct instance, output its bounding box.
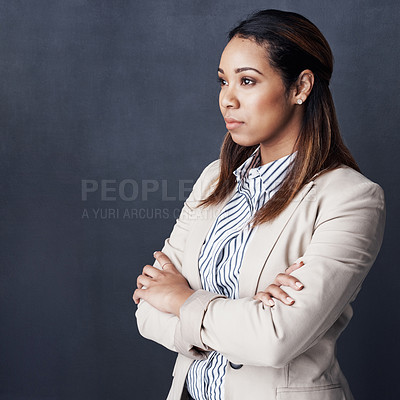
[175,177,386,368]
[135,159,220,359]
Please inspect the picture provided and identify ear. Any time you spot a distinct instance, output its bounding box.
[292,69,314,105]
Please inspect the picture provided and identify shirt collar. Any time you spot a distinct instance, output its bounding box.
[233,146,296,194]
[233,146,261,183]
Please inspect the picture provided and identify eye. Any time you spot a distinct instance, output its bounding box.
[241,77,255,86]
[217,77,227,86]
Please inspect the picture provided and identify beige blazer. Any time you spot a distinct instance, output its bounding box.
[135,159,385,400]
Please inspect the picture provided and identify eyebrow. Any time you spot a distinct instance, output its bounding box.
[218,67,264,76]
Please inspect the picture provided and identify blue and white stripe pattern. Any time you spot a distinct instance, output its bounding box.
[185,147,295,400]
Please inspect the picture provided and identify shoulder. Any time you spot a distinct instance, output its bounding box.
[313,165,384,204]
[311,166,385,223]
[179,159,221,205]
[192,159,221,195]
[199,159,221,181]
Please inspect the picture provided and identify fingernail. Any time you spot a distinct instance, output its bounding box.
[295,282,304,289]
[268,299,275,307]
[286,297,294,303]
[153,251,159,257]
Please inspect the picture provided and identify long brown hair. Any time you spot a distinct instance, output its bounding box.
[199,9,359,225]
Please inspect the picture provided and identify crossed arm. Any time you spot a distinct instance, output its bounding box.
[133,252,304,316]
[133,160,304,357]
[134,164,385,367]
[133,252,304,363]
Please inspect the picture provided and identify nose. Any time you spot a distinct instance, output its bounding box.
[220,85,239,109]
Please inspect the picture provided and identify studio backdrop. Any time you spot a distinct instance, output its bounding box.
[1,1,399,399]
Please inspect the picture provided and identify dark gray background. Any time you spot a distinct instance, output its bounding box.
[1,0,399,399]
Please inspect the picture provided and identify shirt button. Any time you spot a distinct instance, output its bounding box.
[229,361,243,369]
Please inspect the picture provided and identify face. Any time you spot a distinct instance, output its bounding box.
[218,36,301,157]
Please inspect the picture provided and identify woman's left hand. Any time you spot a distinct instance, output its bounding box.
[253,261,305,307]
[132,251,195,317]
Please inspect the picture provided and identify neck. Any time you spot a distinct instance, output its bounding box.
[259,114,302,164]
[259,136,298,165]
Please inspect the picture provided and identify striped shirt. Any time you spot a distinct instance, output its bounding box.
[185,147,295,400]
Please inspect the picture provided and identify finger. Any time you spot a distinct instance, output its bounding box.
[285,261,304,275]
[143,264,161,278]
[133,288,146,304]
[153,251,176,271]
[264,284,295,305]
[132,290,139,304]
[137,274,152,289]
[254,291,275,307]
[272,273,304,290]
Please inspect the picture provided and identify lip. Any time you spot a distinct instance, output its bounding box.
[224,117,244,130]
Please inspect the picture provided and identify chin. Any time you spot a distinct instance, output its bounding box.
[229,133,259,148]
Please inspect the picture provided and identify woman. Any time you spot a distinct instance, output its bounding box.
[133,9,385,400]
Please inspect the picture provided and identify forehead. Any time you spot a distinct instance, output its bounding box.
[219,36,270,71]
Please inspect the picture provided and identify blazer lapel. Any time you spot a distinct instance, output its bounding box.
[182,192,234,290]
[238,181,315,297]
[183,180,315,294]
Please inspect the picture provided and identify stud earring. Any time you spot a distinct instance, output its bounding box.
[296,99,303,105]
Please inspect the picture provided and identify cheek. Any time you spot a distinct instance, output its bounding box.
[249,94,279,121]
[251,90,289,121]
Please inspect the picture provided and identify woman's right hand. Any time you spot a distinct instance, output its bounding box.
[253,261,305,307]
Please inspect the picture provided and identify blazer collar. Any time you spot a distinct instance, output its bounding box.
[182,191,233,291]
[238,180,314,296]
